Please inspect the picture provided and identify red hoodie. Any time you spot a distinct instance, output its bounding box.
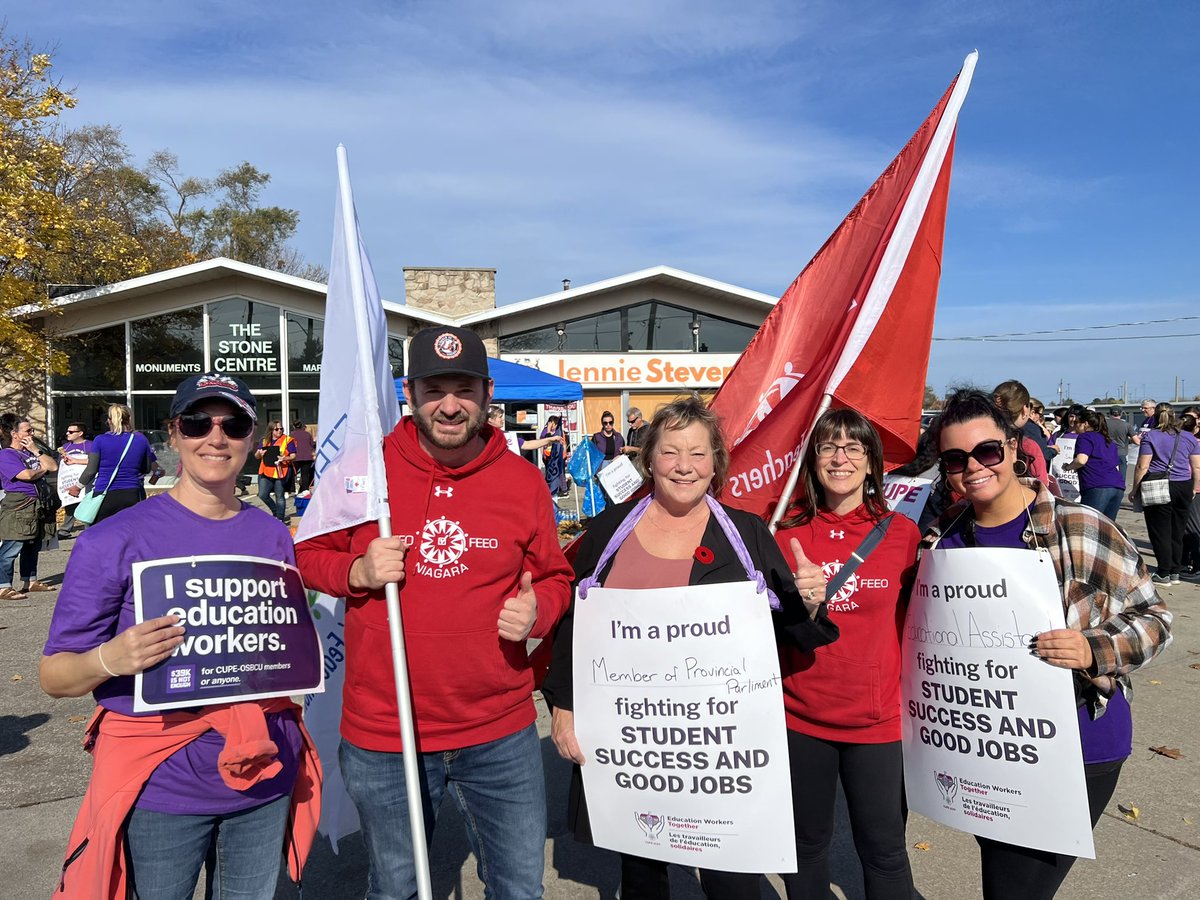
[774,506,920,743]
[296,419,573,752]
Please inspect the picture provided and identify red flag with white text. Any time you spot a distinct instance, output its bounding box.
[709,52,977,519]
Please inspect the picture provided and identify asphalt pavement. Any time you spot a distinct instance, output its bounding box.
[2,495,1198,899]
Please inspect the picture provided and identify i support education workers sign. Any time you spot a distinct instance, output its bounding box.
[132,555,324,712]
[572,582,796,873]
[901,547,1094,858]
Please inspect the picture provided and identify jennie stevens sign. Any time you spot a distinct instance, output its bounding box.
[900,547,1094,858]
[132,555,324,712]
[572,582,796,873]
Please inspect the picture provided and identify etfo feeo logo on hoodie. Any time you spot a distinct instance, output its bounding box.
[413,517,499,579]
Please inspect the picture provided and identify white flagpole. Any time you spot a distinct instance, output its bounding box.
[336,146,433,900]
[767,393,832,533]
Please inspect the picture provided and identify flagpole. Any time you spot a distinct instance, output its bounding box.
[336,146,433,900]
[767,393,832,534]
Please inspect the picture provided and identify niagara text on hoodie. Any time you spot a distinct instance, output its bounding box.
[296,419,573,752]
[774,506,920,743]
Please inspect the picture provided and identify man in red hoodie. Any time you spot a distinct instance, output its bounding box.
[296,326,573,899]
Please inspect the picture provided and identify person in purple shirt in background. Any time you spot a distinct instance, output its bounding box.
[70,404,162,524]
[1063,410,1125,521]
[0,415,59,600]
[920,389,1172,900]
[1130,402,1200,584]
[56,422,94,539]
[289,420,317,494]
[40,372,319,898]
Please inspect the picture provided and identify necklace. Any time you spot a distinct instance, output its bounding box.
[644,505,709,534]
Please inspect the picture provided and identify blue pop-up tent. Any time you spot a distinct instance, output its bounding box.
[394,357,582,402]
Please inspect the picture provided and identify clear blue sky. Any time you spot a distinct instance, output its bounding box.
[10,1,1199,405]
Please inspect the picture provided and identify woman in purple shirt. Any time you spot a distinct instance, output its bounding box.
[1130,403,1200,584]
[0,416,59,600]
[41,373,315,898]
[70,404,158,524]
[921,389,1172,900]
[1063,410,1125,521]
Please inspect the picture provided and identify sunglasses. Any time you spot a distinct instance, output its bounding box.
[177,411,255,440]
[939,439,1006,474]
[602,420,614,425]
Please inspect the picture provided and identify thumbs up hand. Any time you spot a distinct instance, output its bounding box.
[789,538,827,612]
[499,571,539,642]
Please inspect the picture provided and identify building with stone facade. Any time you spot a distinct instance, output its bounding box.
[8,257,776,475]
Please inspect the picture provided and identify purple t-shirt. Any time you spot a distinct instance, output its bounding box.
[937,506,1133,764]
[0,447,39,497]
[1074,431,1124,491]
[43,493,303,814]
[59,438,95,463]
[91,431,155,492]
[1139,429,1200,480]
[290,429,316,462]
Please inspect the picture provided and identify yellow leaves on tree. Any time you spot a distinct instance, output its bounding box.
[1,34,157,376]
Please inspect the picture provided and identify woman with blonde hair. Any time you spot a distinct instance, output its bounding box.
[69,404,159,525]
[1130,403,1200,584]
[544,395,837,898]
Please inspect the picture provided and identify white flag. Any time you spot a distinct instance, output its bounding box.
[297,146,401,850]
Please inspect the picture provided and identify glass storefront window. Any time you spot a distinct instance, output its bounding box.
[131,309,204,389]
[207,298,282,389]
[695,313,757,352]
[389,337,405,378]
[52,395,126,444]
[287,312,323,391]
[132,395,179,478]
[625,301,693,351]
[50,323,127,393]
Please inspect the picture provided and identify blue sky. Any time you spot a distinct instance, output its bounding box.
[11,1,1199,405]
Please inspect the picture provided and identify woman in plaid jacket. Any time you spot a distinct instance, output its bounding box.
[921,388,1172,900]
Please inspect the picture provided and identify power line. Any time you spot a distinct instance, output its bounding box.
[935,315,1200,342]
[936,332,1200,343]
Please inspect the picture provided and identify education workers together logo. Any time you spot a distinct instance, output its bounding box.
[635,812,665,841]
[935,772,959,807]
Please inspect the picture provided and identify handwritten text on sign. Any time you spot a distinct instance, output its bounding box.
[901,547,1094,858]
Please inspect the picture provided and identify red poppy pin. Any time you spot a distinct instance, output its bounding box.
[694,545,715,564]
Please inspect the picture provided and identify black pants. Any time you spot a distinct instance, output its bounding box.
[294,459,315,494]
[782,731,913,900]
[619,854,759,900]
[92,487,145,524]
[977,759,1122,900]
[1143,478,1194,575]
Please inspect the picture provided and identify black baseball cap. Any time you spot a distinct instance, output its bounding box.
[405,326,491,381]
[170,373,258,418]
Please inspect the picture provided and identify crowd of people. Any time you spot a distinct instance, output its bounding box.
[6,340,1194,899]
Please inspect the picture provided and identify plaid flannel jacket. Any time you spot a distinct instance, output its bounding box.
[918,479,1173,718]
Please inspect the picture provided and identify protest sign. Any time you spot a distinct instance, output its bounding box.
[56,456,86,507]
[1050,437,1080,501]
[573,582,795,873]
[133,555,324,712]
[901,547,1094,858]
[882,474,933,525]
[597,454,644,504]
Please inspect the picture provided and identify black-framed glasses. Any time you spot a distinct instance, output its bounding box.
[602,420,614,426]
[815,442,867,460]
[272,426,284,432]
[939,439,1006,474]
[177,411,255,440]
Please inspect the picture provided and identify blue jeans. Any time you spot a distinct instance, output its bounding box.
[257,476,288,521]
[339,725,546,900]
[124,794,290,899]
[0,538,25,588]
[1080,486,1123,522]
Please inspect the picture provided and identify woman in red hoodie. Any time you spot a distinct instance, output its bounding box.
[774,408,920,899]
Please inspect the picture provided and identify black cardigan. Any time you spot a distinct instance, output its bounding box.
[540,499,839,712]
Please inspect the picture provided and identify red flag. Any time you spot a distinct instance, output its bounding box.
[710,52,977,521]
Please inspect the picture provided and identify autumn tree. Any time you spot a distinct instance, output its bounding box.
[1,34,163,374]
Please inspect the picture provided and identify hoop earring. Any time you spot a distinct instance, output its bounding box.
[1013,458,1028,477]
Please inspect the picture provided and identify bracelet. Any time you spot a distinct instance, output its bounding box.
[96,642,119,678]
